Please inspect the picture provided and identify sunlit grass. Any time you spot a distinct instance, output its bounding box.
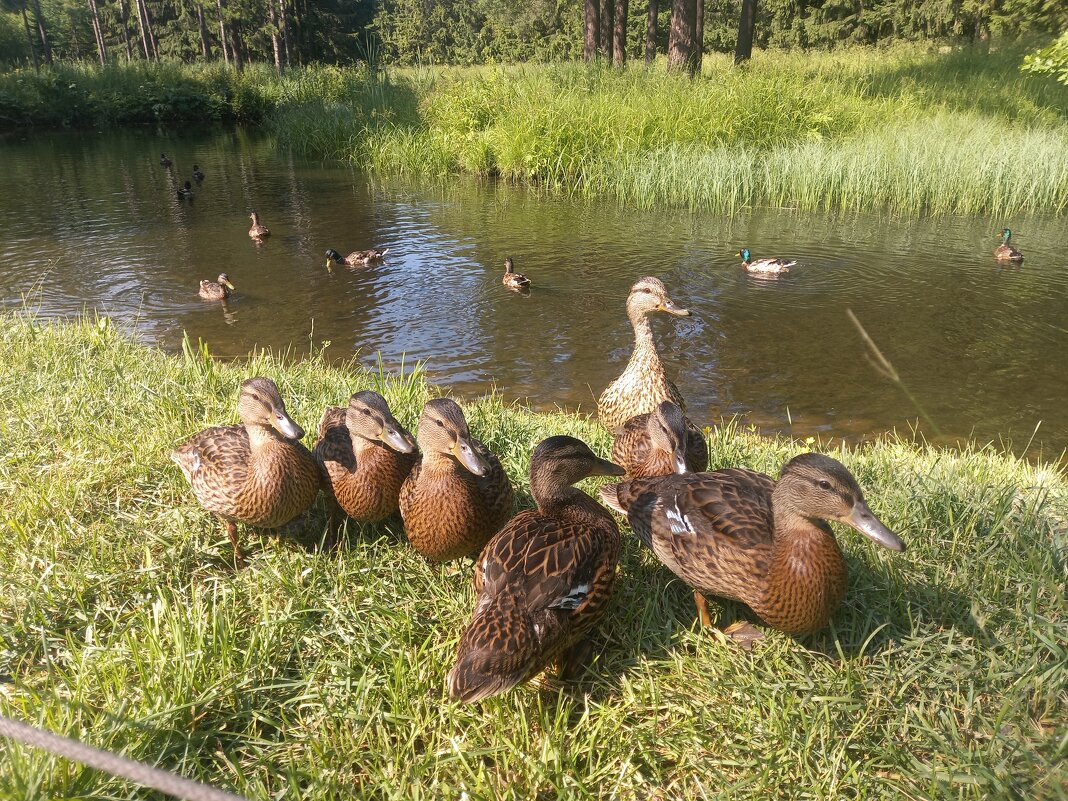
[0,312,1064,799]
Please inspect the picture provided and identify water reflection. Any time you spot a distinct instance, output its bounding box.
[1,127,1066,457]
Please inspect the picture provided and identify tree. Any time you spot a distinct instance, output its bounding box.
[86,0,106,65]
[612,0,627,66]
[583,0,598,61]
[644,0,656,64]
[599,0,613,60]
[734,0,756,63]
[667,0,696,76]
[28,0,51,64]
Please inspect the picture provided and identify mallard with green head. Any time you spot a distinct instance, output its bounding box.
[737,248,795,276]
[198,273,235,301]
[171,377,320,561]
[248,211,270,240]
[448,435,625,703]
[596,277,691,430]
[995,228,1024,262]
[502,257,531,291]
[399,398,514,562]
[177,181,194,200]
[326,248,389,268]
[600,453,905,645]
[611,400,708,478]
[313,390,417,546]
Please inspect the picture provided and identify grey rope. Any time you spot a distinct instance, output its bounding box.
[0,714,250,801]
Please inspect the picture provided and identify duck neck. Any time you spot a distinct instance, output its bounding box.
[625,312,664,376]
[533,477,611,524]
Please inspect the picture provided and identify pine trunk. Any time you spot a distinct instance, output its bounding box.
[644,0,657,65]
[196,3,211,59]
[29,0,52,65]
[613,0,628,67]
[694,0,703,74]
[20,3,40,73]
[117,0,134,61]
[216,0,229,65]
[87,0,107,65]
[267,0,282,73]
[134,0,151,59]
[599,0,613,60]
[734,0,757,64]
[583,0,599,62]
[667,0,696,76]
[277,0,291,68]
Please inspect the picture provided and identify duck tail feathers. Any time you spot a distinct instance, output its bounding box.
[447,596,537,704]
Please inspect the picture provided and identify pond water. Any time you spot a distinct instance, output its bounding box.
[2,126,1066,457]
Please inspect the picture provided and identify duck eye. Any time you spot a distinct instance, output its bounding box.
[362,408,371,416]
[436,419,445,427]
[817,480,832,490]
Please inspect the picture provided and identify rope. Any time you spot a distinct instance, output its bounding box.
[0,714,250,801]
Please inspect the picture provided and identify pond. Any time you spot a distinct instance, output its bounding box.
[2,126,1065,457]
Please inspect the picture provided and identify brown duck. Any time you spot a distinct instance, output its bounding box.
[198,273,236,301]
[611,400,708,478]
[600,453,905,643]
[325,247,389,267]
[502,257,531,291]
[596,277,691,430]
[448,436,625,703]
[399,398,514,562]
[313,390,417,544]
[248,211,270,239]
[171,377,320,560]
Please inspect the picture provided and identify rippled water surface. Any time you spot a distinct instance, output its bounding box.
[2,127,1066,455]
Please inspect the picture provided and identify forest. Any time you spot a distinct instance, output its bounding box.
[2,0,1067,72]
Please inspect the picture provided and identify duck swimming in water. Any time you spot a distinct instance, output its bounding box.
[994,228,1024,262]
[737,248,795,276]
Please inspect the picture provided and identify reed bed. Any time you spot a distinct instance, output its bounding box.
[0,312,1064,799]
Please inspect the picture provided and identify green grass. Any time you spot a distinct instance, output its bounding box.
[0,312,1065,799]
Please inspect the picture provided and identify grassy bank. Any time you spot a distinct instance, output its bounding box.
[3,43,1068,215]
[0,313,1065,799]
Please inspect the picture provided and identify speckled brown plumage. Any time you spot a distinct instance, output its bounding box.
[502,257,530,291]
[399,398,514,562]
[448,436,625,703]
[313,391,417,539]
[597,277,691,430]
[248,211,270,239]
[171,377,319,557]
[198,273,235,301]
[326,248,389,267]
[611,400,708,478]
[599,453,905,636]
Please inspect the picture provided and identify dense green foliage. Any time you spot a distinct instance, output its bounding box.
[0,313,1064,799]
[1025,30,1068,85]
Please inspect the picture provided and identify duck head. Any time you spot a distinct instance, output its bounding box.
[345,390,415,453]
[626,276,690,320]
[529,435,625,502]
[416,398,487,476]
[236,377,305,440]
[648,400,691,475]
[216,273,235,291]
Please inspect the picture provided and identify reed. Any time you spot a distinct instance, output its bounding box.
[0,312,1064,799]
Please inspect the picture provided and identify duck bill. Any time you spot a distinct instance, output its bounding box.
[588,456,626,478]
[659,298,691,317]
[273,412,305,441]
[843,501,905,551]
[222,279,236,291]
[452,438,488,476]
[380,424,416,454]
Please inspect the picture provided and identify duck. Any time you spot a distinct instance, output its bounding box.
[502,257,531,291]
[447,436,625,703]
[313,390,417,546]
[611,400,708,478]
[248,211,270,240]
[177,181,194,200]
[399,398,514,562]
[325,247,389,267]
[170,377,320,561]
[198,273,235,301]
[994,228,1024,262]
[160,153,172,168]
[596,276,691,430]
[192,165,205,182]
[599,452,905,644]
[737,248,795,276]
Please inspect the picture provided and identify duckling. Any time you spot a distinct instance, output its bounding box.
[171,377,320,561]
[313,391,417,545]
[600,453,905,644]
[502,257,531,291]
[448,436,625,703]
[737,248,795,276]
[248,211,270,240]
[160,153,172,168]
[995,228,1024,262]
[192,164,205,182]
[399,398,514,562]
[325,248,389,268]
[198,273,236,301]
[597,277,691,430]
[177,181,194,200]
[611,400,708,478]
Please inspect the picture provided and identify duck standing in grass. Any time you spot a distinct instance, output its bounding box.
[597,277,691,430]
[502,257,531,291]
[737,248,795,276]
[599,452,905,645]
[995,228,1024,262]
[399,398,514,562]
[248,211,270,240]
[177,181,194,200]
[171,377,320,562]
[192,165,205,182]
[313,391,417,547]
[325,247,389,268]
[198,273,235,301]
[611,400,707,478]
[448,436,625,703]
